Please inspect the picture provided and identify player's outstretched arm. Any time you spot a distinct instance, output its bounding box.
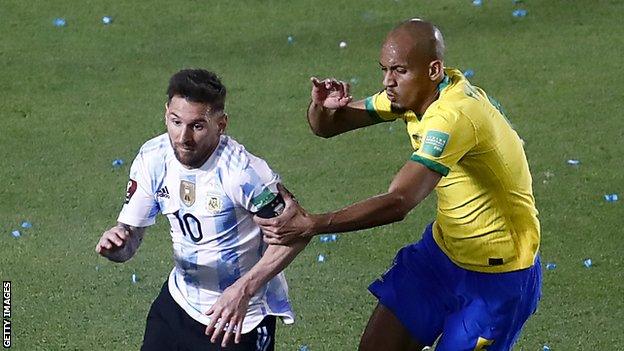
[258,162,442,245]
[95,222,145,263]
[307,77,378,138]
[204,236,310,347]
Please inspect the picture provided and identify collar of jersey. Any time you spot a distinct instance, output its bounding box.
[415,74,449,119]
[437,74,450,92]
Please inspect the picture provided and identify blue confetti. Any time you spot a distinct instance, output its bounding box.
[317,254,325,263]
[102,16,113,25]
[320,234,338,243]
[604,193,619,202]
[463,69,475,78]
[20,221,32,229]
[512,9,528,17]
[11,230,21,238]
[472,0,482,6]
[349,77,359,85]
[583,259,592,268]
[545,262,557,270]
[543,346,551,351]
[131,273,138,283]
[287,35,294,44]
[112,158,124,167]
[53,18,66,27]
[566,159,581,166]
[299,345,309,351]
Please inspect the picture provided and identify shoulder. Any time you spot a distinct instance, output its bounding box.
[217,136,276,184]
[426,69,490,126]
[138,134,170,153]
[138,134,171,158]
[133,134,171,178]
[217,136,256,172]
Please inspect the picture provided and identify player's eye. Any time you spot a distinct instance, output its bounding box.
[172,120,182,126]
[396,67,407,74]
[193,124,204,130]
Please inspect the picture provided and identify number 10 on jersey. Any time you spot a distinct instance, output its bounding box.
[173,210,203,242]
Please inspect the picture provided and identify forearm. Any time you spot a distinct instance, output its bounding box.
[106,223,144,263]
[234,238,310,296]
[308,162,441,236]
[307,101,337,138]
[307,99,374,138]
[310,192,412,235]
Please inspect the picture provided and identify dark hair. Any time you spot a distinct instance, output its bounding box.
[166,69,226,112]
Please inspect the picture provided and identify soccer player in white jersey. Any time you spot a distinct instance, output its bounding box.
[95,69,308,351]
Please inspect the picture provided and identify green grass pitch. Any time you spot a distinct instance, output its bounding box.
[1,0,623,349]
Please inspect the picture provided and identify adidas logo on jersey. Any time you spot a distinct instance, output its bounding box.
[156,186,170,199]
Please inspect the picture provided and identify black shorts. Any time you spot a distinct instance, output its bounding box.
[141,281,276,351]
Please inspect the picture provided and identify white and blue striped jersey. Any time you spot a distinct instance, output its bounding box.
[117,133,294,333]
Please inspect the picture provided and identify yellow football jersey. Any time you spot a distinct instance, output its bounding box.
[365,68,540,273]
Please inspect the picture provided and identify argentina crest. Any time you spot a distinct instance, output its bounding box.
[180,180,196,207]
[206,194,223,214]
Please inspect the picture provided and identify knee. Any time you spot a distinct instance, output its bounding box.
[358,327,389,351]
[358,336,376,351]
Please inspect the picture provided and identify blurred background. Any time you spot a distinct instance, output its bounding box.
[1,0,623,349]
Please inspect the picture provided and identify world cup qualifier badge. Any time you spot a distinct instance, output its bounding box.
[180,180,196,207]
[124,179,138,204]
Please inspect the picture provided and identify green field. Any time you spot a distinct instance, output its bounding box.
[1,0,623,349]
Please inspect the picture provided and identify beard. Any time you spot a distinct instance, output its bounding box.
[172,146,209,169]
[390,102,407,114]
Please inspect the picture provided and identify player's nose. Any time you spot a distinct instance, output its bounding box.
[177,126,193,144]
[382,71,396,88]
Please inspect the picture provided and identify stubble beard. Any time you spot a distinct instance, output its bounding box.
[173,144,217,169]
[390,101,407,114]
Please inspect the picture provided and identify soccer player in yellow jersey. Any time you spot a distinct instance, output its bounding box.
[256,19,541,351]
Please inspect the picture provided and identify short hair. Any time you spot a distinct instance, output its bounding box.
[394,19,445,62]
[166,69,226,112]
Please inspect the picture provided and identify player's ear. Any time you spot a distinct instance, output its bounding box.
[164,101,169,124]
[429,60,444,81]
[218,113,228,134]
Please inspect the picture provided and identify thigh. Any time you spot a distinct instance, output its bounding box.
[359,304,425,351]
[141,282,181,351]
[228,315,276,351]
[436,260,542,351]
[367,225,457,345]
[183,316,276,351]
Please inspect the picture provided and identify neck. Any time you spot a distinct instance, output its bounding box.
[415,87,440,116]
[415,76,445,116]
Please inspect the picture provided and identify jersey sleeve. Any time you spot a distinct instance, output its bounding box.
[225,154,282,214]
[117,152,159,227]
[410,113,477,176]
[364,91,408,123]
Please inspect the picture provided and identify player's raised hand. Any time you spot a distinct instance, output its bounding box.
[310,77,353,109]
[204,284,250,347]
[255,184,316,245]
[95,225,130,257]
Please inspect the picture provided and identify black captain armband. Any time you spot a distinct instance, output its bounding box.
[254,193,285,219]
